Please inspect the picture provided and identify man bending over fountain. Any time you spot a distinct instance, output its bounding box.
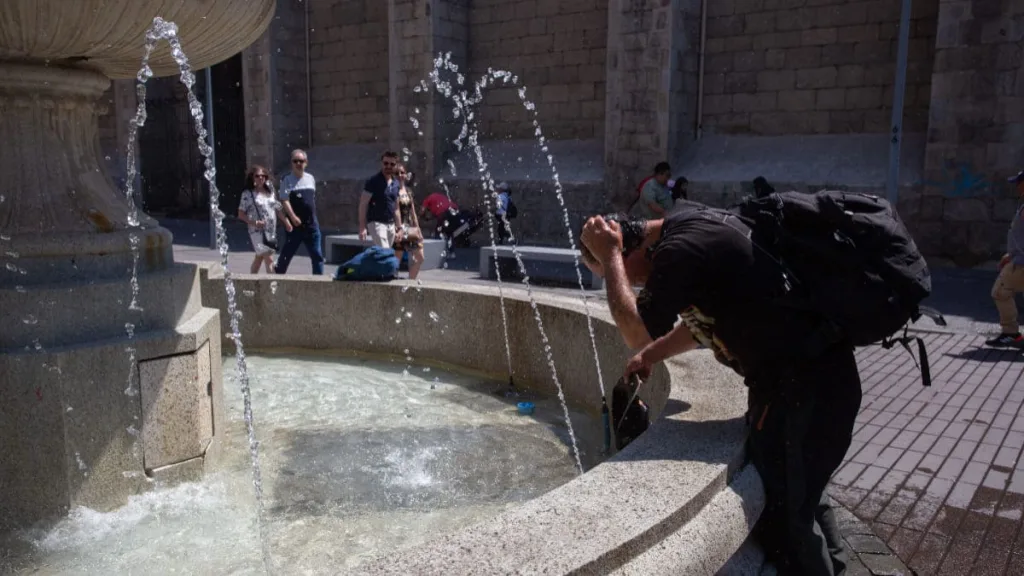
[580,207,859,576]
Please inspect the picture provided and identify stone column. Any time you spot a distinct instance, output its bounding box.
[242,29,276,170]
[919,0,1024,264]
[388,0,470,185]
[604,0,699,210]
[241,0,310,175]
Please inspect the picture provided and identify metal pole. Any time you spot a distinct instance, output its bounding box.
[205,67,217,250]
[885,0,913,206]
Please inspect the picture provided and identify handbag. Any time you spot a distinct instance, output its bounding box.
[248,190,278,251]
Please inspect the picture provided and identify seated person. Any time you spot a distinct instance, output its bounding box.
[630,162,674,218]
[669,177,688,202]
[753,176,775,199]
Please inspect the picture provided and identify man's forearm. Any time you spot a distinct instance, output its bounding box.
[282,201,298,221]
[641,323,697,365]
[358,193,370,229]
[604,254,652,349]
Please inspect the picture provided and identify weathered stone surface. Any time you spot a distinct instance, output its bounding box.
[139,341,215,471]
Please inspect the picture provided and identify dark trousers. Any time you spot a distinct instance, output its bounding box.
[494,212,512,244]
[274,225,324,275]
[747,346,862,576]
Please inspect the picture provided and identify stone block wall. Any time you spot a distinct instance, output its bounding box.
[309,0,389,145]
[912,0,1024,263]
[468,0,607,140]
[701,0,939,135]
[270,0,311,166]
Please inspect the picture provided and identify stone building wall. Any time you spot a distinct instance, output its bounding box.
[911,0,1024,264]
[309,0,389,145]
[701,0,939,135]
[269,0,311,166]
[468,0,607,141]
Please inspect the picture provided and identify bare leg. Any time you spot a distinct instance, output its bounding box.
[263,254,274,273]
[409,246,425,280]
[250,255,262,274]
[394,249,404,276]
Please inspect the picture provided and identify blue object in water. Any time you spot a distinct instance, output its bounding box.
[517,401,535,416]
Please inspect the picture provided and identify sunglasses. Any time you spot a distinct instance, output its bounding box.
[292,159,306,164]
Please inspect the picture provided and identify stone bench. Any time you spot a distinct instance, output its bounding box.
[323,234,446,271]
[479,245,604,290]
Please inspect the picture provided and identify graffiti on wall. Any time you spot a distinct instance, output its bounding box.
[921,160,999,199]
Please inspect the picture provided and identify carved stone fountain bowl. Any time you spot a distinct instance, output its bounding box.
[0,0,275,78]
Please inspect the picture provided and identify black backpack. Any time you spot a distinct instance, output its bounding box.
[702,190,945,385]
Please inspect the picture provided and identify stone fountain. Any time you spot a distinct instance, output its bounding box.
[0,1,275,530]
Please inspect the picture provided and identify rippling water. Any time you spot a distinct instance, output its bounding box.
[2,351,599,574]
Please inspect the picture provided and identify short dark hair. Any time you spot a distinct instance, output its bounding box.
[654,162,671,175]
[382,150,399,160]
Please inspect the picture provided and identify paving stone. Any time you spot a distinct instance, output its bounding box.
[847,533,890,555]
[860,552,911,575]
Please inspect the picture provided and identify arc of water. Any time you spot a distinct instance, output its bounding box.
[128,17,273,575]
[422,62,516,391]
[430,56,608,406]
[416,55,585,473]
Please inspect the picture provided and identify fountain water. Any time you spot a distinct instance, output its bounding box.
[409,54,615,469]
[123,17,273,574]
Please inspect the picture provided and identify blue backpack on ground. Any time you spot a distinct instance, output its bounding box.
[334,246,399,282]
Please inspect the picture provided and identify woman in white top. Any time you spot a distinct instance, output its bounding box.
[237,165,283,274]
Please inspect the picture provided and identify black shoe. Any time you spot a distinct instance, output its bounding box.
[986,333,1024,347]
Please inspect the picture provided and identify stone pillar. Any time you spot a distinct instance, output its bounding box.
[604,0,698,210]
[0,61,225,530]
[388,0,470,185]
[242,29,275,170]
[240,0,310,176]
[919,0,1024,264]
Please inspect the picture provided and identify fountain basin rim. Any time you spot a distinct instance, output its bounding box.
[196,266,762,574]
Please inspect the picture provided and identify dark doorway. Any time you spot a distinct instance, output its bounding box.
[137,53,246,220]
[209,53,247,218]
[138,77,204,216]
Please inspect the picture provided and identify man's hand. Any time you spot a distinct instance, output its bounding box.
[290,215,302,227]
[1000,254,1011,271]
[358,229,367,241]
[581,216,623,264]
[255,220,265,230]
[624,351,653,382]
[283,221,293,233]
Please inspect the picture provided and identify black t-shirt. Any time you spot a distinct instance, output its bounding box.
[364,172,399,224]
[636,203,819,381]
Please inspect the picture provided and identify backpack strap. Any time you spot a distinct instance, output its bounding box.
[881,326,932,387]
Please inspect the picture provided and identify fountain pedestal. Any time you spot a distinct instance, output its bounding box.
[0,1,275,530]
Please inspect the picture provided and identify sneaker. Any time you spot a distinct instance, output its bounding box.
[986,333,1023,347]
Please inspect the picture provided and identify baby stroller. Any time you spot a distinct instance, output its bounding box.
[438,207,484,248]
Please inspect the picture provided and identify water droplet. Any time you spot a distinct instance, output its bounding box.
[403,349,410,355]
[395,318,402,324]
[429,311,440,322]
[405,311,412,318]
[402,285,410,293]
[22,314,37,325]
[270,281,278,295]
[422,367,431,373]
[32,339,42,350]
[243,290,255,298]
[0,234,10,241]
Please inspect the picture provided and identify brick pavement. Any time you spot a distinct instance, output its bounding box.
[828,333,1024,575]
